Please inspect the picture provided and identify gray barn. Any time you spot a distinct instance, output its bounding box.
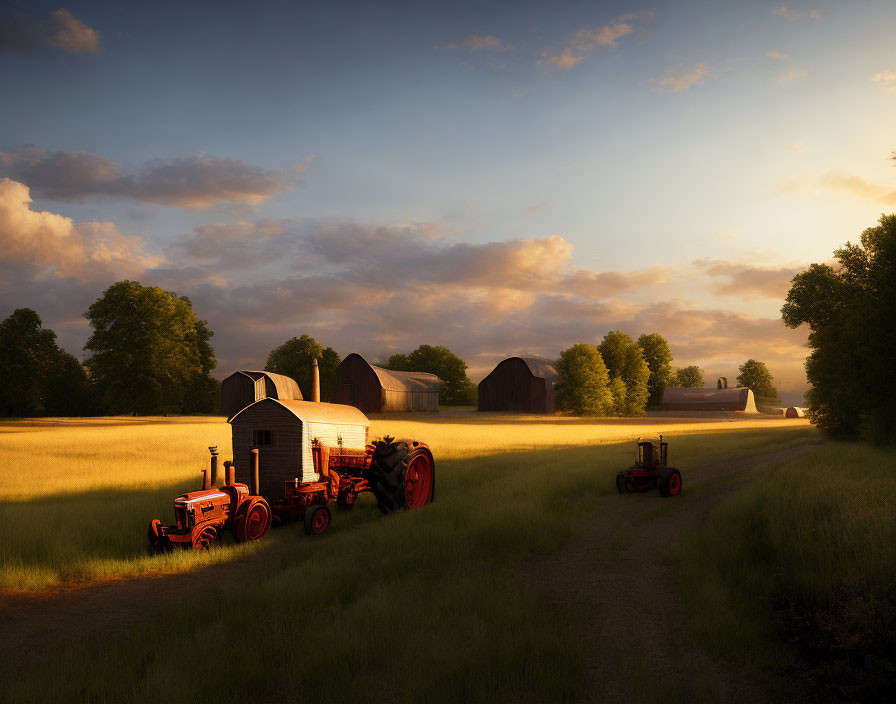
[336,353,440,412]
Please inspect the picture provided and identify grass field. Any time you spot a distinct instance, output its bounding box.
[0,413,821,703]
[0,412,807,591]
[675,442,896,703]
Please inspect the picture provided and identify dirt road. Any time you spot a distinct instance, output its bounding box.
[523,442,821,703]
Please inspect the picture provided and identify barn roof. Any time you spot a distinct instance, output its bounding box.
[228,370,302,400]
[515,356,558,383]
[661,387,757,412]
[342,353,441,393]
[229,397,369,426]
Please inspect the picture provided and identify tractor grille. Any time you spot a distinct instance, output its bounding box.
[174,502,193,529]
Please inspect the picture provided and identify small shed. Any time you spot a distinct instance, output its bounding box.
[785,406,807,418]
[477,356,559,413]
[221,370,302,420]
[229,398,369,496]
[660,387,758,413]
[335,353,440,412]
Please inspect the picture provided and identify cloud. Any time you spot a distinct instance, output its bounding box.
[436,35,515,52]
[0,6,100,55]
[777,67,807,83]
[766,50,789,60]
[649,63,710,92]
[538,12,650,70]
[0,146,301,208]
[0,178,160,279]
[781,171,896,205]
[871,70,896,92]
[694,259,802,299]
[772,5,820,21]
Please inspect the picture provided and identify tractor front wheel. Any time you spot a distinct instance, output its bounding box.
[234,497,272,542]
[304,505,331,536]
[369,439,435,513]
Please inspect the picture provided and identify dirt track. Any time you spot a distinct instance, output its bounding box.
[523,442,822,703]
[0,442,820,693]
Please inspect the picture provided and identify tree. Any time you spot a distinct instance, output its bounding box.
[736,360,778,402]
[637,333,674,408]
[265,335,340,402]
[385,345,474,405]
[673,366,704,388]
[0,308,91,416]
[84,281,217,415]
[554,343,613,415]
[598,331,650,416]
[783,213,896,441]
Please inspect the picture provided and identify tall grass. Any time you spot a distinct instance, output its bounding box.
[1,418,817,703]
[0,414,809,591]
[675,442,896,702]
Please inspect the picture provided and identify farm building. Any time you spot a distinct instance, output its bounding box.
[229,398,369,497]
[336,353,441,412]
[660,387,758,413]
[785,406,807,418]
[477,356,559,414]
[221,370,302,420]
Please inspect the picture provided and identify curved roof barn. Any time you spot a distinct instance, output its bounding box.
[220,370,302,420]
[660,387,757,413]
[336,353,441,412]
[478,356,558,414]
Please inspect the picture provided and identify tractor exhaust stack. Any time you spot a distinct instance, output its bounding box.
[202,469,211,490]
[225,460,235,486]
[250,447,260,496]
[208,446,219,486]
[311,358,320,402]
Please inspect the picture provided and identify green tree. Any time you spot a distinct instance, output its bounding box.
[265,335,340,402]
[672,366,704,388]
[783,213,896,441]
[554,343,613,415]
[637,333,674,408]
[386,345,474,405]
[84,281,217,414]
[0,308,91,416]
[598,331,650,416]
[736,359,779,403]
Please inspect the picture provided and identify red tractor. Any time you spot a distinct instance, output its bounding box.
[148,447,272,551]
[616,435,682,497]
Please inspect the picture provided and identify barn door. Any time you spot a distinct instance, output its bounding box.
[254,377,265,402]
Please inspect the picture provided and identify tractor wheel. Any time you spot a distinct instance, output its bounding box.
[234,497,272,542]
[147,519,170,553]
[304,505,331,536]
[191,524,218,550]
[660,469,682,498]
[616,473,628,494]
[369,439,435,514]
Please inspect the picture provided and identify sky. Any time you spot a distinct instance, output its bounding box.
[1,0,895,404]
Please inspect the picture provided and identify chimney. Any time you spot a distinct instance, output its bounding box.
[311,358,321,402]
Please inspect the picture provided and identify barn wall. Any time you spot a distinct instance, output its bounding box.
[221,374,256,419]
[478,358,548,413]
[231,403,302,500]
[381,389,439,412]
[336,355,383,412]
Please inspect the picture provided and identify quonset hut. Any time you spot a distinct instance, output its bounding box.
[660,387,758,413]
[221,370,303,420]
[229,398,369,496]
[477,356,559,414]
[335,353,440,412]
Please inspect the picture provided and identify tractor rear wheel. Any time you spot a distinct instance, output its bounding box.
[234,497,272,542]
[659,469,682,497]
[304,505,331,536]
[369,439,435,514]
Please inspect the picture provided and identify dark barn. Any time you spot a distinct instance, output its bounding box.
[335,353,440,412]
[477,356,559,414]
[220,370,303,420]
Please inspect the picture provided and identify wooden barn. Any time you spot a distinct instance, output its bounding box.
[477,356,559,414]
[229,398,369,497]
[660,387,758,413]
[220,370,302,420]
[335,353,440,412]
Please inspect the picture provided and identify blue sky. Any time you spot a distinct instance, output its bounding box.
[1,0,895,402]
